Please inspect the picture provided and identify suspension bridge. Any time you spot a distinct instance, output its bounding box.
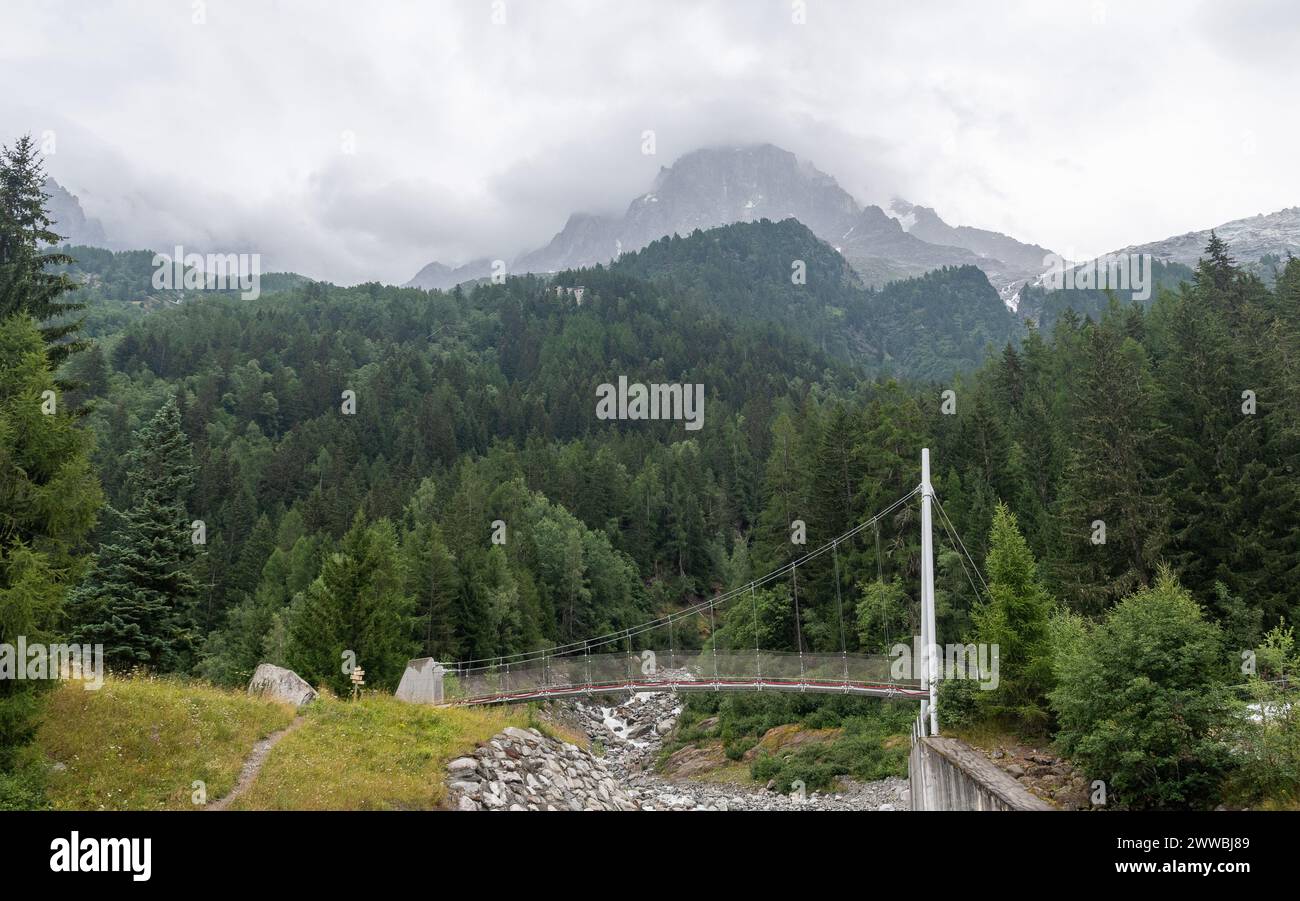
[402,450,974,739]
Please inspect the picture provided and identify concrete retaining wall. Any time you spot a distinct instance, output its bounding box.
[909,735,1053,811]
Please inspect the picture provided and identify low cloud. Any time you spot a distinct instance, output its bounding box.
[3,0,1297,284]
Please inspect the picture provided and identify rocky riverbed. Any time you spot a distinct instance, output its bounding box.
[571,690,908,811]
[447,689,909,811]
[445,725,641,811]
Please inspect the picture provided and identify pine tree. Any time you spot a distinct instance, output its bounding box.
[0,136,84,367]
[1194,231,1238,300]
[813,403,864,540]
[972,504,1056,730]
[859,381,925,586]
[66,396,199,671]
[0,315,102,770]
[1053,317,1166,612]
[286,514,415,693]
[755,408,810,573]
[400,519,459,659]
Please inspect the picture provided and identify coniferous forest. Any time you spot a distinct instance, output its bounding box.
[11,9,1300,894]
[3,120,1299,816]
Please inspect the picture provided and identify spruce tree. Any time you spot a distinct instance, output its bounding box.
[0,315,102,773]
[972,504,1056,730]
[1053,316,1166,612]
[286,514,415,693]
[0,136,84,367]
[400,519,459,659]
[67,396,199,671]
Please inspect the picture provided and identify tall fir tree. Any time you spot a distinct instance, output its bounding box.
[972,504,1056,730]
[286,514,415,693]
[400,519,459,659]
[0,136,84,367]
[66,396,199,671]
[1053,313,1167,612]
[0,315,102,772]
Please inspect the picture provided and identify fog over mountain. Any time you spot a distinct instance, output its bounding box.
[409,144,1057,296]
[6,0,1299,285]
[43,178,109,248]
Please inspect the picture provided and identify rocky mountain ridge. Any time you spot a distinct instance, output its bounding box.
[43,178,109,248]
[408,144,1056,295]
[1111,205,1300,270]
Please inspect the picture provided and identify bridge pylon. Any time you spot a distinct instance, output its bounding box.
[919,448,939,736]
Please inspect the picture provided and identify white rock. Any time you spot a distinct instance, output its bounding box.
[247,663,317,708]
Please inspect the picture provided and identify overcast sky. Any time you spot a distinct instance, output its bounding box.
[4,0,1298,285]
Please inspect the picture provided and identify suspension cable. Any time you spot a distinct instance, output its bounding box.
[933,493,991,603]
[447,488,919,669]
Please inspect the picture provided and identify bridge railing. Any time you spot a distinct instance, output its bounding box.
[441,649,921,703]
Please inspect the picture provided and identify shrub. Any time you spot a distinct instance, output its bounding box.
[1049,567,1236,809]
[1229,621,1300,807]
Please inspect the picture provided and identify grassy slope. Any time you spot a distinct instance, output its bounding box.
[32,676,566,811]
[231,695,526,810]
[36,675,296,810]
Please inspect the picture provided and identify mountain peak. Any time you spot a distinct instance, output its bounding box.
[887,196,1056,302]
[43,178,109,248]
[408,144,1054,294]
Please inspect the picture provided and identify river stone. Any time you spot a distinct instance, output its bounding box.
[247,663,317,708]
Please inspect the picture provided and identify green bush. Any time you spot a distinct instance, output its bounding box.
[0,755,49,811]
[745,710,912,792]
[0,689,51,810]
[675,694,914,792]
[1050,567,1236,810]
[936,676,981,730]
[1229,621,1300,807]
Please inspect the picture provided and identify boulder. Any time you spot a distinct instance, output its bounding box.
[247,663,317,708]
[659,742,727,779]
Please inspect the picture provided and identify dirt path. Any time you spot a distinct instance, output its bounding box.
[207,715,305,811]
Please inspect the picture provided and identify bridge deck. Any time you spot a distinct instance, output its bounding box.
[439,650,923,706]
[446,677,926,706]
